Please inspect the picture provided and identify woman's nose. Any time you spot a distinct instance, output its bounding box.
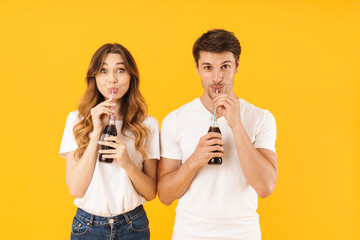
[108,72,117,83]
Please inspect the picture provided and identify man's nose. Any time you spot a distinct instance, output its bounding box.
[213,69,223,83]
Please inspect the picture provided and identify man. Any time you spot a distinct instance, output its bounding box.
[157,29,278,240]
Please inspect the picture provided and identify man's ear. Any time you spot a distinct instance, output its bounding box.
[235,60,240,73]
[195,60,200,76]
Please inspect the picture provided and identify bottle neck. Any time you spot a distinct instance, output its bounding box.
[109,114,116,125]
[210,116,218,127]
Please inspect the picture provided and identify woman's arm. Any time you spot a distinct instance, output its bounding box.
[99,136,158,201]
[65,129,102,198]
[124,158,157,201]
[65,98,115,198]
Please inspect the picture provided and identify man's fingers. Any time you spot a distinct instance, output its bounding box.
[208,144,224,153]
[203,132,222,140]
[207,138,224,147]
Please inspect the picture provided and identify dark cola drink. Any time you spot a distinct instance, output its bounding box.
[98,117,117,163]
[208,116,222,165]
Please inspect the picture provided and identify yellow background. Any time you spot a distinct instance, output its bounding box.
[0,0,359,239]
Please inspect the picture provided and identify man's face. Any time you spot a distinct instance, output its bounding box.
[196,51,239,100]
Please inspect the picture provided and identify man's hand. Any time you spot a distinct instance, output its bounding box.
[188,132,224,168]
[214,94,241,129]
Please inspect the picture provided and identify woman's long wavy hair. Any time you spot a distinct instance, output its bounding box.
[73,43,149,161]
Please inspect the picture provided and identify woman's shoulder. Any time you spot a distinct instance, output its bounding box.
[143,115,159,128]
[65,110,80,123]
[68,110,80,117]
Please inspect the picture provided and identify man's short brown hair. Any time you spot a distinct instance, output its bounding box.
[193,29,241,65]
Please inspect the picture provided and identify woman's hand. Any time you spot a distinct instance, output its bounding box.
[98,137,157,201]
[98,136,134,170]
[90,98,116,132]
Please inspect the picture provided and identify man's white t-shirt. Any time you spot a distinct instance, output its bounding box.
[160,98,276,240]
[59,111,160,217]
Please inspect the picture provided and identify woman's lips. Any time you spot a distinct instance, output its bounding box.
[108,88,118,93]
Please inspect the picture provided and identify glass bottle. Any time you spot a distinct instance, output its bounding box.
[98,115,117,163]
[208,116,222,165]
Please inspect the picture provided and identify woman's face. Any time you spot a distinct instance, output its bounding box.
[95,53,131,101]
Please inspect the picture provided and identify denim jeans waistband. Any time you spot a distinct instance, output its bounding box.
[75,205,144,226]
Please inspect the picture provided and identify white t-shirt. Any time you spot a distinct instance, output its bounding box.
[59,111,160,217]
[160,98,276,240]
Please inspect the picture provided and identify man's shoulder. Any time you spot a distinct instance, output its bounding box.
[164,98,199,119]
[240,98,272,116]
[240,98,275,127]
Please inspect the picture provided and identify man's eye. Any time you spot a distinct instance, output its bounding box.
[204,66,212,70]
[222,65,230,69]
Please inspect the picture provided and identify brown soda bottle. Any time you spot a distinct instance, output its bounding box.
[98,115,117,163]
[208,116,222,165]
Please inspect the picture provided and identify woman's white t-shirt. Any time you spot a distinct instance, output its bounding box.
[59,111,160,217]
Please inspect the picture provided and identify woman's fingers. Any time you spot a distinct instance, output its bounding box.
[93,103,115,114]
[91,105,115,126]
[98,137,131,166]
[91,99,116,114]
[92,108,111,118]
[99,149,118,154]
[98,137,125,149]
[99,98,116,108]
[100,154,115,159]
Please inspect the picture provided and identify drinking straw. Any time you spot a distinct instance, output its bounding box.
[212,88,218,127]
[111,90,115,119]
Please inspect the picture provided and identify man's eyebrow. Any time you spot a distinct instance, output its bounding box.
[201,60,233,65]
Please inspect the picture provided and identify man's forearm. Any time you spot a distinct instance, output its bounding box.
[232,125,278,198]
[157,157,201,205]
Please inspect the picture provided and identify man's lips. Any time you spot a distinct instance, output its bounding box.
[211,86,223,92]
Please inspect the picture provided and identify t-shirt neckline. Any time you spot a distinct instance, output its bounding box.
[195,98,225,121]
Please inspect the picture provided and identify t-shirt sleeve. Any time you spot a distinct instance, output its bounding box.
[253,110,277,153]
[59,112,79,158]
[160,112,182,160]
[145,117,160,160]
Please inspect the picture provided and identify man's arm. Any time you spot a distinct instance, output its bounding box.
[157,157,198,205]
[232,126,278,198]
[157,132,224,205]
[214,94,278,198]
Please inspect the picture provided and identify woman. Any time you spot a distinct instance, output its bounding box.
[59,43,159,240]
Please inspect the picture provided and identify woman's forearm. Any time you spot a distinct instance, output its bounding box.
[123,159,157,201]
[66,131,102,198]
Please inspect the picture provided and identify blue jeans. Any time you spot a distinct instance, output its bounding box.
[70,205,150,240]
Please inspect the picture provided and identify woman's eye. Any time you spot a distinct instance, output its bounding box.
[100,69,107,74]
[117,68,125,73]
